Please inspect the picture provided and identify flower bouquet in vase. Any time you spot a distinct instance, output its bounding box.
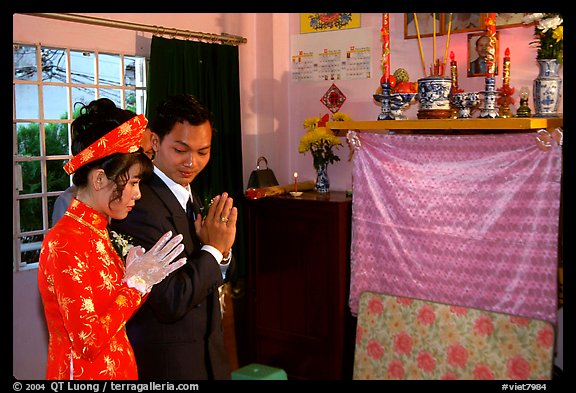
[523,13,563,117]
[298,113,346,193]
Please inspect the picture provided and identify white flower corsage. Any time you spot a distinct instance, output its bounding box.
[109,230,134,262]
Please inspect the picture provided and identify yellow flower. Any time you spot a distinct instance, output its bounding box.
[298,127,341,154]
[332,112,352,122]
[298,113,349,170]
[303,117,319,131]
[553,26,563,42]
[524,13,563,63]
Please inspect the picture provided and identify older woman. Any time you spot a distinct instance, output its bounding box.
[38,99,186,380]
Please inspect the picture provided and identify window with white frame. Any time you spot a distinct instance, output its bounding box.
[13,42,148,271]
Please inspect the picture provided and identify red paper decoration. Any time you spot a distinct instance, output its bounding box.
[320,83,346,113]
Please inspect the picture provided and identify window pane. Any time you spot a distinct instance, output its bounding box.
[47,159,70,192]
[14,44,37,81]
[72,87,96,115]
[45,123,70,156]
[134,89,147,114]
[41,47,67,83]
[124,56,136,87]
[43,85,68,120]
[20,161,41,195]
[20,234,43,264]
[20,198,42,232]
[138,57,148,87]
[16,122,40,157]
[100,88,122,107]
[70,50,95,85]
[125,56,147,87]
[99,53,121,86]
[14,84,39,119]
[125,91,137,112]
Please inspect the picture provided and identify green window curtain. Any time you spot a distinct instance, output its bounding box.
[146,36,245,283]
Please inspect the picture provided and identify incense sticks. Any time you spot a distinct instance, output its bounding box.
[433,13,437,64]
[443,13,453,72]
[413,13,427,77]
[414,13,452,77]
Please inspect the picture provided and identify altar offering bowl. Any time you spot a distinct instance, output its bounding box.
[451,92,480,118]
[390,93,417,120]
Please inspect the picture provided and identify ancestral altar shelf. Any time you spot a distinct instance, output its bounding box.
[326,117,563,135]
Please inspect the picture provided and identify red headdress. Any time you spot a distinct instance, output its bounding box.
[63,114,148,175]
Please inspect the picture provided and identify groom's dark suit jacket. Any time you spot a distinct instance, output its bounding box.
[110,173,232,380]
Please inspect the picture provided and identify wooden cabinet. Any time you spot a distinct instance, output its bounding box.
[244,191,355,380]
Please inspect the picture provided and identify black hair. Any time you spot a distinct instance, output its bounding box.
[149,94,214,140]
[70,98,153,205]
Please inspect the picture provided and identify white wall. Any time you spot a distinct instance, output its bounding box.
[13,269,48,379]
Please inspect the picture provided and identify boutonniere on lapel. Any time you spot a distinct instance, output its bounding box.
[201,195,219,219]
[109,230,134,263]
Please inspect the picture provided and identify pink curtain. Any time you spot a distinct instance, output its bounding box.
[349,133,562,324]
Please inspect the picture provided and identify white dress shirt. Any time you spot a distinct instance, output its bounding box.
[153,166,230,278]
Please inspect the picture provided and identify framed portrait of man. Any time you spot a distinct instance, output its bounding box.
[404,13,443,39]
[467,31,499,77]
[445,13,484,34]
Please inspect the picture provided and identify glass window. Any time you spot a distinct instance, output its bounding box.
[41,47,68,83]
[99,53,122,86]
[70,50,95,85]
[13,42,147,270]
[42,85,68,120]
[14,84,39,119]
[14,44,37,81]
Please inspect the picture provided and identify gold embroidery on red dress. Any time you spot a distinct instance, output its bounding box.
[38,199,142,379]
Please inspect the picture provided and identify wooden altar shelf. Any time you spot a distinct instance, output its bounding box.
[326,117,563,136]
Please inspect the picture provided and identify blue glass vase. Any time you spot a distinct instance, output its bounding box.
[315,164,330,193]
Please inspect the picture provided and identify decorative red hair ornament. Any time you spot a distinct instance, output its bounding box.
[63,114,148,175]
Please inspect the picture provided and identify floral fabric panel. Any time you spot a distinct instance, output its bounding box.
[349,133,562,324]
[353,291,555,380]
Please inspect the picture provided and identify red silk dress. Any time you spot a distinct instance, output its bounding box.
[38,198,143,380]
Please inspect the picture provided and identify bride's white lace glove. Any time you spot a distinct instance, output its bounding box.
[123,231,186,295]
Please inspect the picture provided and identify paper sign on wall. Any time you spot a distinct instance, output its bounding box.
[291,28,372,82]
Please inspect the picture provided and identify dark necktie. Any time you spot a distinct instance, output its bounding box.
[186,197,195,221]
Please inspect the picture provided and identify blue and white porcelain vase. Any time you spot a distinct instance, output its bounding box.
[479,77,499,118]
[533,59,562,117]
[374,82,394,120]
[315,164,330,193]
[416,76,452,119]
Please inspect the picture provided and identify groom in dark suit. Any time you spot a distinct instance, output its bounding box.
[110,94,237,380]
